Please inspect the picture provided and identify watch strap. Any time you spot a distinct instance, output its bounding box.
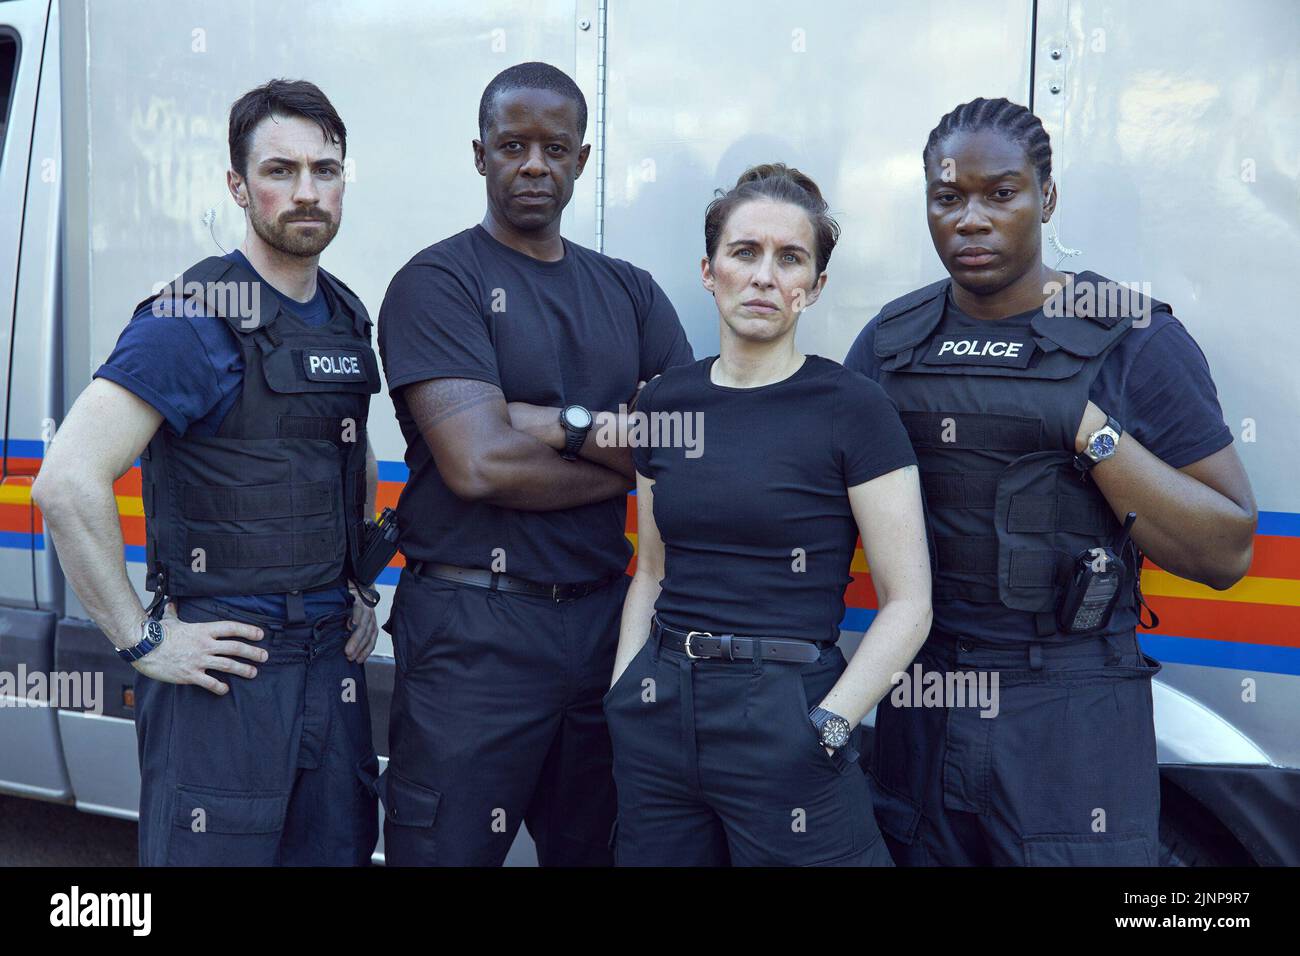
[117,619,163,663]
[561,428,585,461]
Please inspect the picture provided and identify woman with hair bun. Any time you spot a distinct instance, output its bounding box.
[603,163,932,866]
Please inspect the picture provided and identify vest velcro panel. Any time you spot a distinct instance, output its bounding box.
[187,530,338,569]
[901,411,1042,451]
[180,481,334,521]
[922,471,999,509]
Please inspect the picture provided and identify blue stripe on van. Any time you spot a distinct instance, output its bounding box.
[1257,511,1300,537]
[1137,632,1300,676]
[0,439,47,458]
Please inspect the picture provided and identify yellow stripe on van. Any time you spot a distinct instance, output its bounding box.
[0,484,32,506]
[115,495,144,517]
[1139,568,1300,608]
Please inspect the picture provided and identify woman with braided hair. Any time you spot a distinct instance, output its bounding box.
[845,97,1256,866]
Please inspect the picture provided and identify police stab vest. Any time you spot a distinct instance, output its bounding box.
[137,255,381,606]
[873,271,1169,636]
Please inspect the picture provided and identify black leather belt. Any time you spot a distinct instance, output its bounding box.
[653,618,822,663]
[405,561,619,602]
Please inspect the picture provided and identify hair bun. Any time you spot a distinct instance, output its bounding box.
[734,162,828,212]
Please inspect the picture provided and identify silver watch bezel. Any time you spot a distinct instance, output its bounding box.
[562,404,593,431]
[1085,421,1121,463]
[142,617,165,646]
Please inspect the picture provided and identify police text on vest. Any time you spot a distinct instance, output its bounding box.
[302,349,367,382]
[938,339,1022,358]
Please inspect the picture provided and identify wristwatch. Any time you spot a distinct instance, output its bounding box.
[559,404,593,461]
[117,617,165,663]
[809,706,858,762]
[1074,414,1122,474]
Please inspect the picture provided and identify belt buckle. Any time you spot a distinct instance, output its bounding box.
[684,630,711,659]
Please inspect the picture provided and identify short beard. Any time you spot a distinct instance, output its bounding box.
[248,200,340,258]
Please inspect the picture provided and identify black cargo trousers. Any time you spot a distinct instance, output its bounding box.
[379,568,630,866]
[870,627,1162,866]
[134,597,379,867]
[604,622,893,867]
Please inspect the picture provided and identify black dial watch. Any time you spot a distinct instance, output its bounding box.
[559,404,593,461]
[117,617,165,663]
[809,706,857,761]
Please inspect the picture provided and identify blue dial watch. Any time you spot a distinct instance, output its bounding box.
[117,617,165,663]
[1074,414,1122,474]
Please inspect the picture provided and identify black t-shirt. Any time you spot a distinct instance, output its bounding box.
[378,225,694,583]
[632,355,917,644]
[844,290,1234,643]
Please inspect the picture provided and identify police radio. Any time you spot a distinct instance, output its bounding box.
[1058,512,1137,635]
[352,507,400,606]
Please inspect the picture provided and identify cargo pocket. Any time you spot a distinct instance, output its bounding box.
[165,785,289,866]
[376,767,442,866]
[1022,833,1153,866]
[869,778,922,847]
[377,768,441,827]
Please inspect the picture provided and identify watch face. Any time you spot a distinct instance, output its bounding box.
[1090,432,1116,459]
[564,406,592,429]
[820,716,851,749]
[145,620,165,645]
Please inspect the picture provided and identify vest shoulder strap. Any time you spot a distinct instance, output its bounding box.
[133,256,288,338]
[1031,271,1170,357]
[130,256,235,319]
[318,267,372,339]
[874,278,949,358]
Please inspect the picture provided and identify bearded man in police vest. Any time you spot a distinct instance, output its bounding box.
[34,80,383,866]
[844,98,1257,866]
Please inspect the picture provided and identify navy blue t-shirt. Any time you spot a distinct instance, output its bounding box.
[95,249,351,621]
[378,225,695,583]
[632,355,917,644]
[844,286,1234,642]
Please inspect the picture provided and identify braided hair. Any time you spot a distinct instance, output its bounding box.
[922,97,1052,186]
